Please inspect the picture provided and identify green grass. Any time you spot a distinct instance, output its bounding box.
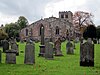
[0,41,100,75]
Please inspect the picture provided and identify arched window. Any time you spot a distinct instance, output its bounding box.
[26,29,28,36]
[56,26,59,35]
[40,24,44,36]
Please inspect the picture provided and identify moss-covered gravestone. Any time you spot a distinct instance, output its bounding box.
[80,38,94,66]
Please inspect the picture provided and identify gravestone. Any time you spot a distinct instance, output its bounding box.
[80,38,94,66]
[20,39,24,43]
[75,37,79,43]
[97,39,100,44]
[45,41,54,60]
[80,37,84,43]
[3,40,9,53]
[0,50,1,63]
[87,38,92,44]
[66,41,74,54]
[24,42,35,64]
[5,50,16,64]
[39,25,45,57]
[54,38,63,56]
[11,42,19,56]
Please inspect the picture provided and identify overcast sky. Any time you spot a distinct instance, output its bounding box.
[0,0,100,26]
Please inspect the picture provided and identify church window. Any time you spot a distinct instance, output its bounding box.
[26,29,28,36]
[40,24,44,36]
[56,26,59,35]
[65,15,68,18]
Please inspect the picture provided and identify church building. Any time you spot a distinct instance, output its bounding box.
[20,11,74,42]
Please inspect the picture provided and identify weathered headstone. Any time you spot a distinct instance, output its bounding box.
[3,40,9,53]
[5,50,16,64]
[75,37,79,43]
[0,50,1,63]
[24,42,35,64]
[97,39,100,44]
[87,38,92,44]
[66,41,74,54]
[45,41,54,60]
[39,25,45,57]
[80,38,94,66]
[54,38,63,56]
[11,42,19,56]
[80,37,84,43]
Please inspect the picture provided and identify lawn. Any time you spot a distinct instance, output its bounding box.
[0,41,100,75]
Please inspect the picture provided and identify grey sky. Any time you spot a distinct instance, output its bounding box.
[0,0,100,26]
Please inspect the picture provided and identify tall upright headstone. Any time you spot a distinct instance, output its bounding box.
[45,40,54,59]
[24,42,35,64]
[39,25,45,57]
[66,41,74,54]
[5,50,16,64]
[80,38,94,66]
[3,40,9,53]
[54,38,63,56]
[11,42,19,56]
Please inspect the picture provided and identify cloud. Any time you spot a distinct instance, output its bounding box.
[45,0,100,26]
[0,0,100,26]
[0,0,61,25]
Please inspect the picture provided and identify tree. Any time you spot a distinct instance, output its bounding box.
[96,26,100,39]
[4,23,20,38]
[83,25,96,39]
[0,29,8,40]
[73,11,94,27]
[17,16,28,30]
[73,11,94,37]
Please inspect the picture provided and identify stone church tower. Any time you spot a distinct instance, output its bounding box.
[59,11,73,23]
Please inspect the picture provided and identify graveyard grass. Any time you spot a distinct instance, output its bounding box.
[0,41,100,75]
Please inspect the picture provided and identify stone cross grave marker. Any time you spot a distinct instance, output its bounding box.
[39,24,45,57]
